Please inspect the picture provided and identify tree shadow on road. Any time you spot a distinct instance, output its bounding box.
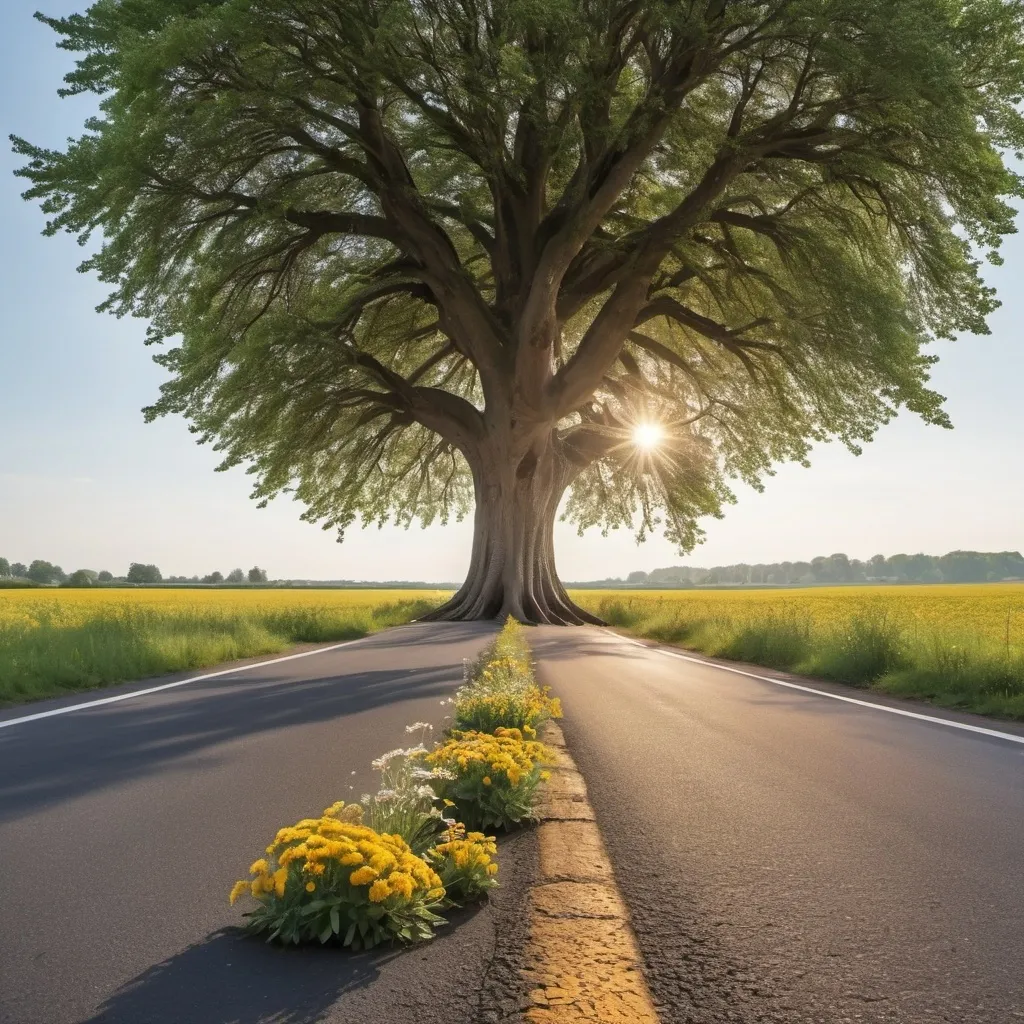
[82,927,399,1024]
[0,624,497,823]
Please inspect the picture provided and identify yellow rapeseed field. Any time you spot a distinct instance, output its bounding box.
[0,587,449,630]
[572,583,1024,652]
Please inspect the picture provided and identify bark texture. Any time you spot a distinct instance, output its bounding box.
[423,433,604,626]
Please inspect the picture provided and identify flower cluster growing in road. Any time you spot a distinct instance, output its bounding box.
[426,822,500,904]
[229,801,446,949]
[424,726,553,831]
[453,620,562,733]
[229,617,558,949]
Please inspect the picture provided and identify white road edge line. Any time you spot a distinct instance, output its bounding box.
[0,635,378,731]
[611,631,1024,747]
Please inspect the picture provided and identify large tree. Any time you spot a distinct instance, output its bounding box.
[16,0,1024,623]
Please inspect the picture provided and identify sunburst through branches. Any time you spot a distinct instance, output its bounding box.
[632,423,665,452]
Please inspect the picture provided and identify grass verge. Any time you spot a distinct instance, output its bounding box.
[0,594,444,705]
[579,594,1024,719]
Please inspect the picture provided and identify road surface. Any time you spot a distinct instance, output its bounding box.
[0,622,537,1024]
[6,621,1024,1024]
[533,626,1024,1023]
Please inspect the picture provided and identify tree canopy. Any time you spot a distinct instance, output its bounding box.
[16,0,1024,621]
[126,562,163,584]
[27,560,66,585]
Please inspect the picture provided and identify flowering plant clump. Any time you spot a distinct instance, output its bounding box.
[229,801,446,949]
[423,727,554,830]
[454,681,561,733]
[426,823,499,905]
[361,723,454,854]
[453,617,562,732]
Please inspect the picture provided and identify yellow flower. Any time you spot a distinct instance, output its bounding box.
[248,858,269,876]
[427,887,446,900]
[368,879,391,903]
[340,851,363,866]
[482,776,491,786]
[486,862,499,875]
[540,771,551,780]
[388,873,415,899]
[349,865,378,886]
[228,880,249,906]
[273,868,288,898]
[305,881,316,893]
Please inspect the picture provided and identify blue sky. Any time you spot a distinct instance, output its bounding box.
[1,2,1022,582]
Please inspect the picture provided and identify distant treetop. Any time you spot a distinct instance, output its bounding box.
[604,550,1024,587]
[126,562,163,585]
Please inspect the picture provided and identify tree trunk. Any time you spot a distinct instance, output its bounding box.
[422,434,605,626]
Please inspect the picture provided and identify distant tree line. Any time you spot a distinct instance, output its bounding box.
[620,551,1024,588]
[0,559,269,587]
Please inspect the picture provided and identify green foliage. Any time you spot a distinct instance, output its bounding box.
[0,558,10,578]
[0,596,442,703]
[27,560,64,585]
[63,569,99,588]
[632,549,1024,586]
[126,562,162,584]
[14,0,1024,561]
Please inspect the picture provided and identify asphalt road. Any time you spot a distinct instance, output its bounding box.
[0,622,537,1024]
[533,627,1024,1024]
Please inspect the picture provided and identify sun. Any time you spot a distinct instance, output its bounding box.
[632,422,665,451]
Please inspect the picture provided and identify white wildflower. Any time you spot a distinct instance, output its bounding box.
[405,721,433,733]
[416,785,437,801]
[371,748,405,770]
